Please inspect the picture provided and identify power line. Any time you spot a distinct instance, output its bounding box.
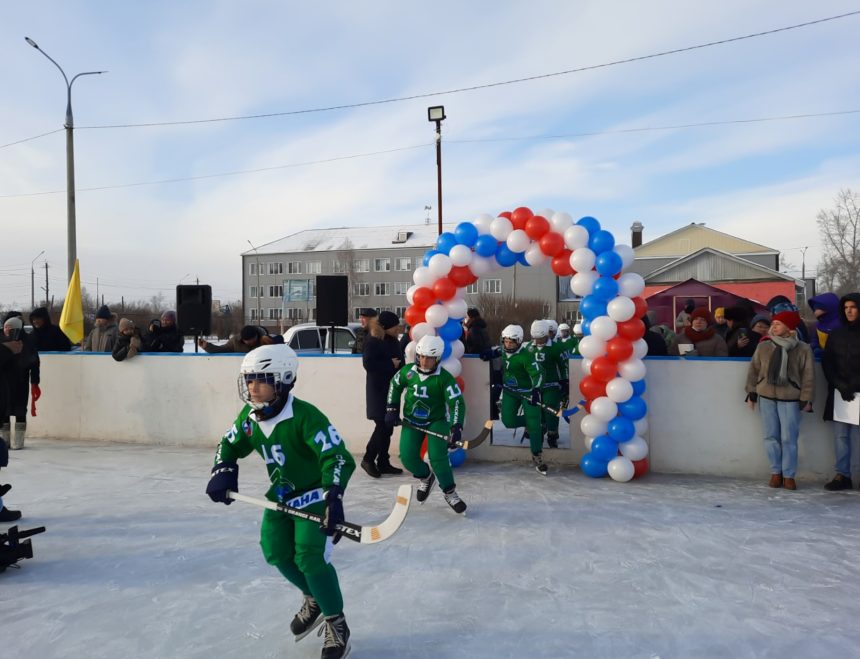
[0,128,64,150]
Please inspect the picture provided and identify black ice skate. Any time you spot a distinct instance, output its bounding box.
[546,432,559,449]
[318,613,351,659]
[532,453,548,475]
[416,472,436,503]
[290,595,323,642]
[442,487,467,514]
[0,507,22,522]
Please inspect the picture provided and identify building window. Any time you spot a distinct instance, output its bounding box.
[250,308,257,320]
[466,282,479,294]
[394,306,407,319]
[375,282,391,296]
[395,257,411,271]
[308,281,316,298]
[307,261,322,274]
[268,262,284,275]
[354,259,370,273]
[353,307,362,320]
[268,308,283,320]
[249,262,258,275]
[249,286,258,298]
[485,279,502,294]
[394,281,409,296]
[374,258,391,272]
[332,260,348,273]
[353,282,370,296]
[286,308,303,320]
[269,285,284,298]
[287,261,302,274]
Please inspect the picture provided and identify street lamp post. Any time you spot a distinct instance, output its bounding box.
[25,37,106,284]
[427,106,446,236]
[31,250,45,309]
[247,240,262,324]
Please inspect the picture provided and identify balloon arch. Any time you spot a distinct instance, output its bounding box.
[402,207,650,482]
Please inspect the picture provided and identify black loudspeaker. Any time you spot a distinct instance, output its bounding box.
[176,285,212,335]
[315,276,348,326]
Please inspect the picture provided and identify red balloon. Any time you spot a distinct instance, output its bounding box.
[539,232,565,257]
[632,457,649,478]
[632,296,648,318]
[412,287,435,309]
[617,318,646,341]
[551,251,574,276]
[455,376,466,392]
[606,336,633,362]
[524,215,550,240]
[590,356,618,383]
[579,375,606,400]
[404,305,425,327]
[449,265,477,287]
[498,211,512,220]
[510,206,533,230]
[432,277,456,301]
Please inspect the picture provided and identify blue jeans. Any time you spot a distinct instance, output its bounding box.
[833,421,860,478]
[759,398,802,478]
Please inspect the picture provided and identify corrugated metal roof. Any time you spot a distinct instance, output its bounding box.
[645,248,796,283]
[634,223,777,257]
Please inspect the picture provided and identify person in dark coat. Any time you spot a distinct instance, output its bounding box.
[464,308,492,355]
[351,308,377,354]
[808,292,842,358]
[821,292,860,491]
[360,311,404,478]
[145,310,185,352]
[0,338,22,520]
[112,318,146,362]
[198,325,282,353]
[29,307,72,352]
[642,311,668,356]
[0,316,39,450]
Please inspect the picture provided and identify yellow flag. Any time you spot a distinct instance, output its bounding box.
[60,259,84,344]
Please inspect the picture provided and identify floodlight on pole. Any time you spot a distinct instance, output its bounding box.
[31,250,45,309]
[427,105,446,236]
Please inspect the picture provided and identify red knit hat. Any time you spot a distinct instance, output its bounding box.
[690,307,713,323]
[772,310,801,331]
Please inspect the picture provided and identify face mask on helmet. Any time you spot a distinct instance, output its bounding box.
[237,346,299,418]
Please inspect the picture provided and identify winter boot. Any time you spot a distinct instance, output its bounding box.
[442,486,467,514]
[318,613,351,659]
[360,459,380,479]
[825,474,853,491]
[416,472,436,503]
[0,424,9,449]
[0,507,22,522]
[376,460,403,476]
[546,432,559,449]
[0,484,11,498]
[11,422,26,450]
[768,474,783,488]
[532,453,548,475]
[290,595,323,642]
[783,478,797,490]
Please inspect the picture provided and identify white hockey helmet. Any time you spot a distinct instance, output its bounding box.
[572,322,584,337]
[501,324,524,352]
[558,322,571,337]
[545,319,559,336]
[238,344,299,410]
[530,320,550,339]
[415,335,444,373]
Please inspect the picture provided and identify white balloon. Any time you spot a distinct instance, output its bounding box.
[571,271,598,297]
[537,208,555,222]
[525,244,549,266]
[584,435,595,451]
[551,211,573,234]
[564,225,590,250]
[473,213,495,235]
[490,216,513,241]
[411,322,435,341]
[506,229,531,253]
[444,297,468,319]
[448,244,473,267]
[404,340,417,363]
[573,323,583,337]
[608,456,635,482]
[413,266,435,287]
[618,358,646,381]
[424,304,449,328]
[450,340,465,360]
[406,284,418,305]
[427,253,452,278]
[570,247,596,272]
[578,335,606,360]
[590,396,618,422]
[632,338,649,360]
[605,377,634,403]
[466,255,490,277]
[590,316,618,341]
[613,244,636,270]
[580,358,593,374]
[581,414,608,438]
[634,417,649,435]
[620,436,649,461]
[617,272,646,298]
[606,296,636,322]
[440,357,462,378]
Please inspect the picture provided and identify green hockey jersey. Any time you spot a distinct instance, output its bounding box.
[387,364,465,427]
[502,346,543,391]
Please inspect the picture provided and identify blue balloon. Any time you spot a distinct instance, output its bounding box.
[580,295,608,320]
[495,243,518,267]
[595,251,623,276]
[591,435,620,462]
[589,229,615,254]
[618,395,648,421]
[441,341,453,361]
[517,251,530,266]
[576,216,601,236]
[454,222,479,248]
[581,318,592,336]
[438,318,463,342]
[592,276,619,301]
[449,447,467,468]
[475,234,498,257]
[581,452,609,478]
[436,232,458,255]
[607,416,636,443]
[631,379,647,396]
[422,249,440,267]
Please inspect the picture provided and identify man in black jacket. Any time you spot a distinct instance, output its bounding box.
[29,307,72,352]
[464,308,491,355]
[145,310,185,352]
[0,317,39,451]
[0,338,22,520]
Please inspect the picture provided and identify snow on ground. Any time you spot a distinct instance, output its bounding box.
[4,439,860,659]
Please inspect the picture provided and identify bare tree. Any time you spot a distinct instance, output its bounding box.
[471,292,547,344]
[817,188,860,295]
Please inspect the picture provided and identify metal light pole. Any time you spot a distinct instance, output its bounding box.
[25,37,106,284]
[427,106,446,236]
[31,250,45,309]
[247,240,262,324]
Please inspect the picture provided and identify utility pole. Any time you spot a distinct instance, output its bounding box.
[44,262,49,308]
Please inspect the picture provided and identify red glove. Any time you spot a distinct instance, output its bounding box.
[32,384,42,402]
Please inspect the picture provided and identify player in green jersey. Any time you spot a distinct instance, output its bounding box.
[386,335,467,513]
[206,345,355,659]
[527,320,579,448]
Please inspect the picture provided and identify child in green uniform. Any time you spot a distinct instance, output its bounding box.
[527,320,579,448]
[206,344,355,659]
[386,335,467,513]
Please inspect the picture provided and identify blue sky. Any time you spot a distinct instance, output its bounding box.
[1,1,859,305]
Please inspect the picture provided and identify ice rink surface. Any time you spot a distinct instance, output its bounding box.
[4,439,860,659]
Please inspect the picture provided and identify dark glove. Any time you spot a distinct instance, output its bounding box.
[746,392,758,403]
[206,462,238,504]
[384,407,401,428]
[449,424,463,448]
[839,389,855,402]
[31,384,42,402]
[530,388,541,405]
[479,348,496,362]
[559,379,569,392]
[320,485,345,544]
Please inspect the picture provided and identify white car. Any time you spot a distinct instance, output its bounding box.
[283,323,360,354]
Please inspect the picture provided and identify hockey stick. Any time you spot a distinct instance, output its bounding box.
[226,484,412,545]
[500,386,582,420]
[401,419,493,450]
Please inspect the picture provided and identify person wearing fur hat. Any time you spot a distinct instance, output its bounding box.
[745,310,814,490]
[808,292,842,359]
[145,310,184,353]
[112,319,146,362]
[821,293,860,491]
[83,305,118,352]
[29,307,72,352]
[0,316,40,450]
[669,307,728,356]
